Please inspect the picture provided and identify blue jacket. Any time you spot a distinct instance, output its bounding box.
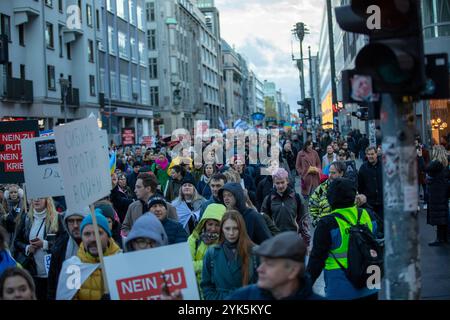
[197,178,212,200]
[227,274,325,300]
[161,217,188,244]
[218,183,272,245]
[201,244,258,300]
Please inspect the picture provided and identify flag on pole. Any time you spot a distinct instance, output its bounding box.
[109,151,116,175]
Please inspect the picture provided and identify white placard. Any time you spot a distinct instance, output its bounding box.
[21,136,64,199]
[54,118,111,211]
[103,242,200,300]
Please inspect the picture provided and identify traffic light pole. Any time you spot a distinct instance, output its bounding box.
[326,0,338,130]
[380,94,421,300]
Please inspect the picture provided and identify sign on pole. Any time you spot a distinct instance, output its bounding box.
[103,242,200,300]
[21,136,64,199]
[54,117,111,211]
[0,120,39,183]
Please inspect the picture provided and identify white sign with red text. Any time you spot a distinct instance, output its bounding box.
[103,242,199,300]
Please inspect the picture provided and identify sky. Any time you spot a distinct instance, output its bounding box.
[215,0,326,116]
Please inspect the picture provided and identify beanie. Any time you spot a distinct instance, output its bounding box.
[327,177,357,210]
[95,203,115,221]
[80,211,112,238]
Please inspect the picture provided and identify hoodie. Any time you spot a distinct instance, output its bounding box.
[218,183,271,245]
[188,203,226,285]
[124,213,168,251]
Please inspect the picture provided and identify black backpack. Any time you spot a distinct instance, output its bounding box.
[330,208,384,289]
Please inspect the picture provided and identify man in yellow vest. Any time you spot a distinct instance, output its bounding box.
[306,178,380,300]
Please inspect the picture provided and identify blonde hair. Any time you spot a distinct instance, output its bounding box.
[27,197,59,234]
[431,145,448,167]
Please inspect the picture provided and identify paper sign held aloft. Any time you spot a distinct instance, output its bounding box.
[54,117,111,212]
[103,242,199,300]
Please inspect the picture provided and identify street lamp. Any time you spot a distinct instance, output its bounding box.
[59,77,70,123]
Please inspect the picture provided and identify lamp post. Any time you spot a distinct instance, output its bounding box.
[59,77,70,123]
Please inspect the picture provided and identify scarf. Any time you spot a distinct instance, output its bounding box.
[200,231,219,244]
[155,158,169,170]
[223,240,238,262]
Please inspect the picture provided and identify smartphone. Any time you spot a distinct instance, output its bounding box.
[46,234,56,242]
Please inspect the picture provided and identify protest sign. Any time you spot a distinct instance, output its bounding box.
[21,136,64,199]
[0,120,39,183]
[54,117,111,211]
[103,242,200,300]
[121,128,135,145]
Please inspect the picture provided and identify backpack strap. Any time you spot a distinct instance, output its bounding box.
[332,212,354,226]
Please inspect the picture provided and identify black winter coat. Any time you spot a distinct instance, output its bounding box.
[358,159,383,208]
[111,185,134,222]
[47,232,70,300]
[426,161,449,226]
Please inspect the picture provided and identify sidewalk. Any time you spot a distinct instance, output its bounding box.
[419,206,450,300]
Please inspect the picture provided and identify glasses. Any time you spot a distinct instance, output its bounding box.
[133,238,156,248]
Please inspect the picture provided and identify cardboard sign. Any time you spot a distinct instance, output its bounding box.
[141,136,154,147]
[121,128,135,146]
[54,118,111,211]
[103,242,200,300]
[21,136,64,199]
[0,120,39,183]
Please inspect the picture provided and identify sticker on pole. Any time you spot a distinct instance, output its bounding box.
[21,136,64,199]
[103,242,199,300]
[54,117,111,211]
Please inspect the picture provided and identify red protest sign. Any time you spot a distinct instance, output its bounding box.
[116,267,187,300]
[121,128,135,146]
[0,120,39,183]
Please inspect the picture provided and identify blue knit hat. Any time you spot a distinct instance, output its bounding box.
[80,209,112,237]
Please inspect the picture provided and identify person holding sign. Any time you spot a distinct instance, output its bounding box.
[64,212,121,300]
[47,207,89,300]
[124,213,168,251]
[200,210,258,300]
[13,197,63,300]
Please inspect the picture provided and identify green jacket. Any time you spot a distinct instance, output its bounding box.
[187,204,226,288]
[309,180,332,227]
[151,163,170,193]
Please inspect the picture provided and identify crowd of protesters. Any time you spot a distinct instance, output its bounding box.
[0,127,448,301]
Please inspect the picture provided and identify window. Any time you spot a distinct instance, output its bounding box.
[150,86,159,107]
[118,32,128,59]
[108,26,116,54]
[141,80,149,104]
[117,0,126,19]
[0,14,11,40]
[120,74,129,101]
[110,71,117,98]
[137,5,143,29]
[129,0,136,25]
[96,10,100,30]
[138,41,145,64]
[58,0,63,13]
[146,2,155,22]
[58,26,63,57]
[130,37,137,62]
[86,5,93,27]
[45,23,54,49]
[147,29,156,50]
[132,77,138,96]
[88,39,94,62]
[66,43,72,59]
[20,64,25,80]
[89,75,96,96]
[99,68,105,93]
[149,58,157,79]
[19,24,25,46]
[47,65,56,90]
[45,0,53,7]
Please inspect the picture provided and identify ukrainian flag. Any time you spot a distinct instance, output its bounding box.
[110,151,116,175]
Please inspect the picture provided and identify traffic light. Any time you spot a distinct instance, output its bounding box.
[0,34,8,64]
[335,0,426,96]
[297,98,312,117]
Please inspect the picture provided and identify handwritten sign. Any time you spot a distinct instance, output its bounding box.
[54,117,111,211]
[21,136,64,199]
[0,120,39,183]
[121,128,135,146]
[104,242,199,300]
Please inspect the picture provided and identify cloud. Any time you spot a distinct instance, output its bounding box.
[215,0,325,114]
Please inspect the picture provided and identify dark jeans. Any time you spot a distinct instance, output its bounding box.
[437,225,448,243]
[33,277,48,301]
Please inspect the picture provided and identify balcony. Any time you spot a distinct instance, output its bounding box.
[2,77,33,103]
[13,0,40,25]
[62,87,80,107]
